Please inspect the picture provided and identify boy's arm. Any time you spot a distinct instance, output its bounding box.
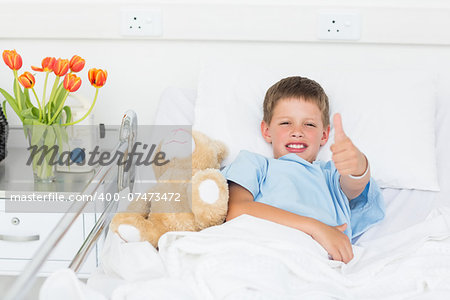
[330,113,370,200]
[226,182,319,234]
[226,182,354,263]
[339,155,370,200]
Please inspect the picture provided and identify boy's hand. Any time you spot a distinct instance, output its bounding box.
[330,113,367,177]
[311,222,354,263]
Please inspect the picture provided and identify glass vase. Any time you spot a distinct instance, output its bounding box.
[25,124,67,183]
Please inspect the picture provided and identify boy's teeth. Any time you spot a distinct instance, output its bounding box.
[287,144,306,149]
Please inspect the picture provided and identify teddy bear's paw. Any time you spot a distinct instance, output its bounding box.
[117,224,141,243]
[198,179,220,204]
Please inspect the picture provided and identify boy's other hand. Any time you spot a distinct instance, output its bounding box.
[311,222,354,264]
[330,113,367,177]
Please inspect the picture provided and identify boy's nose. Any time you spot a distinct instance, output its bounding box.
[291,130,304,138]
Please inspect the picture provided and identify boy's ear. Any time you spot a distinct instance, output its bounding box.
[261,121,272,143]
[320,124,330,146]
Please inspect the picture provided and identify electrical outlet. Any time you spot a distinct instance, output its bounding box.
[317,10,361,40]
[120,8,162,37]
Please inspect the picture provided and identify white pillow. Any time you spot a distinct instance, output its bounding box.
[154,87,197,126]
[193,62,439,191]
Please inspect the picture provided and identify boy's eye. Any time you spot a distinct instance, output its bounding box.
[306,123,316,127]
[280,122,290,125]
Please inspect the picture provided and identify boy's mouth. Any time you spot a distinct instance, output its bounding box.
[286,143,308,153]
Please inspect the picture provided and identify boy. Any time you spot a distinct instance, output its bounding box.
[222,76,385,264]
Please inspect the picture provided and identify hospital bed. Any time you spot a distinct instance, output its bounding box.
[7,64,450,299]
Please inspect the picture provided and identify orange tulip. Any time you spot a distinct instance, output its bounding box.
[2,49,22,70]
[63,73,82,92]
[69,55,85,73]
[18,72,36,89]
[53,58,69,77]
[88,68,107,88]
[31,57,56,72]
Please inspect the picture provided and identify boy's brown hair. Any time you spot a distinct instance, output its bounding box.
[263,76,330,128]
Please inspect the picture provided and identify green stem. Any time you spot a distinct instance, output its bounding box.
[47,76,60,122]
[42,72,50,116]
[49,90,69,124]
[48,86,65,123]
[62,88,98,126]
[13,70,22,111]
[31,88,43,121]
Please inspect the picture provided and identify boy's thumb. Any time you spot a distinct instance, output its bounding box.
[335,223,347,232]
[333,113,346,142]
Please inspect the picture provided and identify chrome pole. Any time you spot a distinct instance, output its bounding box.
[68,196,118,272]
[118,110,137,192]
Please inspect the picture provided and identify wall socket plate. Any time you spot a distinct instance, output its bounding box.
[317,10,361,40]
[120,8,162,37]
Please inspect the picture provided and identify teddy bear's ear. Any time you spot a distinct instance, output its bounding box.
[213,140,228,163]
[192,130,228,165]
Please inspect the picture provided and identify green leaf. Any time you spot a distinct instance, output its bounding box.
[0,87,21,121]
[21,107,40,119]
[22,119,45,137]
[29,124,47,146]
[23,119,33,126]
[53,82,66,109]
[54,124,63,151]
[50,84,66,121]
[24,88,35,109]
[13,78,26,111]
[23,119,45,138]
[44,125,56,148]
[52,124,68,154]
[22,119,33,137]
[62,105,72,123]
[2,100,7,119]
[61,124,69,143]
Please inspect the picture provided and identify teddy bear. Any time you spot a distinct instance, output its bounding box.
[109,129,229,248]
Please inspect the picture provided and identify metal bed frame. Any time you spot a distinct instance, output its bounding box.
[4,110,138,300]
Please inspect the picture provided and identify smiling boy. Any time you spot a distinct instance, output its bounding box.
[222,76,385,264]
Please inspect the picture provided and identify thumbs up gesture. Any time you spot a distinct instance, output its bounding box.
[330,113,367,177]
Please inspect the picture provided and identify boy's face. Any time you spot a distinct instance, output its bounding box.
[261,98,330,162]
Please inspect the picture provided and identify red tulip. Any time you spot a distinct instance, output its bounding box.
[63,73,82,92]
[18,71,35,89]
[31,57,56,72]
[69,55,85,73]
[53,58,69,77]
[2,49,22,70]
[88,68,107,88]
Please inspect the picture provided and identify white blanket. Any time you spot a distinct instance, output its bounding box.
[41,208,450,300]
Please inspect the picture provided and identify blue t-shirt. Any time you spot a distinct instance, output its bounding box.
[221,150,385,241]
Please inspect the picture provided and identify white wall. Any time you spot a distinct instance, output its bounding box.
[1,0,450,125]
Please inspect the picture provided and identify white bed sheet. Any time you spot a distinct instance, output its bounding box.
[42,208,450,300]
[39,85,450,299]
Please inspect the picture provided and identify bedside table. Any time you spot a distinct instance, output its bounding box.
[0,146,99,277]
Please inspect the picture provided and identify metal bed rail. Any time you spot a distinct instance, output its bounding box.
[4,110,137,300]
[69,109,137,272]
